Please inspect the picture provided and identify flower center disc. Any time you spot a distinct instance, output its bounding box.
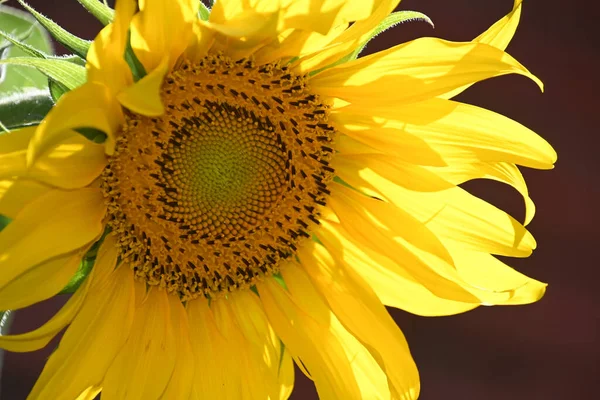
[102,55,336,300]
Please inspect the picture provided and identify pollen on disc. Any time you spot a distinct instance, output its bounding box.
[101,55,336,301]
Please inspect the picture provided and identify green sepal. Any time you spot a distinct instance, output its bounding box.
[0,215,10,232]
[16,0,91,58]
[47,55,87,102]
[311,10,433,75]
[75,0,114,25]
[124,31,147,82]
[59,228,110,294]
[58,257,95,295]
[347,10,433,61]
[48,80,68,103]
[76,127,107,143]
[0,28,47,59]
[0,57,86,93]
[198,2,210,21]
[277,339,286,375]
[0,88,53,129]
[273,272,289,290]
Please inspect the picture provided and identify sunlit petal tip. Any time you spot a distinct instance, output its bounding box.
[26,83,123,167]
[116,57,169,116]
[87,0,137,94]
[130,0,196,72]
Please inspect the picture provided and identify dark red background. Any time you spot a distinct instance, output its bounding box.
[2,0,597,399]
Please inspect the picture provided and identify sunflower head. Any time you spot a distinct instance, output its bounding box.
[103,54,338,299]
[0,0,556,399]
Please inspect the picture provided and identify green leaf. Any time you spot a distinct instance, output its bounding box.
[0,88,53,129]
[0,309,15,373]
[16,0,91,58]
[75,0,114,26]
[198,2,210,21]
[0,4,53,92]
[0,309,13,336]
[0,57,86,94]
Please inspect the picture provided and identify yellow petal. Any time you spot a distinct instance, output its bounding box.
[0,126,36,154]
[28,82,123,160]
[102,285,176,400]
[361,175,537,257]
[229,290,295,400]
[329,314,391,399]
[293,0,399,74]
[334,152,453,193]
[74,386,102,400]
[426,161,536,225]
[0,188,106,290]
[297,242,420,400]
[205,8,284,59]
[0,262,93,352]
[0,179,51,219]
[130,0,196,72]
[310,38,542,105]
[323,195,476,302]
[116,57,169,116]
[209,296,282,400]
[29,130,107,188]
[279,260,392,399]
[448,245,547,306]
[322,188,516,304]
[254,23,349,66]
[0,130,107,188]
[87,0,136,94]
[89,233,119,291]
[0,127,36,179]
[330,183,454,265]
[335,97,556,170]
[330,112,446,167]
[159,295,195,400]
[28,264,135,400]
[317,220,478,316]
[0,245,90,311]
[443,0,524,99]
[187,296,244,399]
[258,270,363,399]
[283,0,379,35]
[476,0,523,50]
[185,21,214,63]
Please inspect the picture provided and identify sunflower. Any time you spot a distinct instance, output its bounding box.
[0,0,556,399]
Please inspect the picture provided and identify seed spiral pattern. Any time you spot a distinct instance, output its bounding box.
[101,55,337,300]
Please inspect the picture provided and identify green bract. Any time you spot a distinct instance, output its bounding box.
[16,0,91,57]
[76,0,114,25]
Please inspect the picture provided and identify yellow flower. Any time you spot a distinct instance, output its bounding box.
[0,0,556,399]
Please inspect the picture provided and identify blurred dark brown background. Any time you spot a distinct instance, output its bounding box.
[2,0,598,399]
